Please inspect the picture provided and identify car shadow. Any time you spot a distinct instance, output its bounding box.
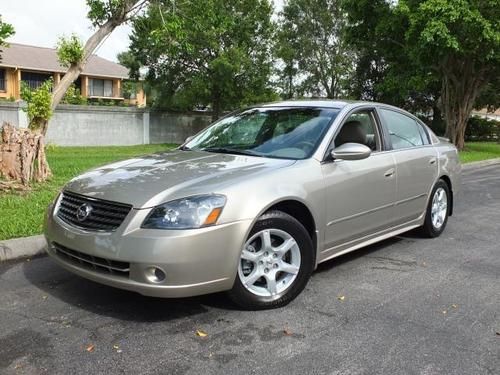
[22,229,421,321]
[314,228,422,273]
[22,258,238,322]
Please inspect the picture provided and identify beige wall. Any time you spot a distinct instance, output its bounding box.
[0,68,21,99]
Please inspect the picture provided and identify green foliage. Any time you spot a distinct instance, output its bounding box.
[465,117,500,141]
[0,15,14,43]
[127,0,275,118]
[20,80,54,130]
[0,14,15,61]
[61,84,87,105]
[117,51,141,80]
[121,80,137,99]
[343,0,441,111]
[87,0,142,26]
[56,34,84,67]
[276,0,355,99]
[343,0,500,148]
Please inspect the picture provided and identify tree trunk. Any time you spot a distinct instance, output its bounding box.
[48,0,144,135]
[212,90,222,122]
[0,123,51,187]
[441,59,486,150]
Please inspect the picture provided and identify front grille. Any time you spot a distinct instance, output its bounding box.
[57,191,132,231]
[53,242,130,277]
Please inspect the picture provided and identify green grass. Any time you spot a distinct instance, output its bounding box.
[1,142,499,241]
[0,144,176,240]
[459,142,500,164]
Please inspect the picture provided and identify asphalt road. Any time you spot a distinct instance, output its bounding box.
[1,165,499,375]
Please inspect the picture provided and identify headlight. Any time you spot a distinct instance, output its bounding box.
[142,195,226,230]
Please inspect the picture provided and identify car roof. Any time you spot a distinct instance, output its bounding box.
[259,99,390,109]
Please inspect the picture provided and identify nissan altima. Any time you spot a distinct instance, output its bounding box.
[44,100,461,309]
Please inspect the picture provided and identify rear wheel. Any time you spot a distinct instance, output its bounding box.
[420,179,450,238]
[228,210,314,310]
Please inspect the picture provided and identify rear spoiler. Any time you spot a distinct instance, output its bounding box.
[438,136,451,143]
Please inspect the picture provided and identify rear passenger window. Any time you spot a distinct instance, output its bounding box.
[379,109,425,150]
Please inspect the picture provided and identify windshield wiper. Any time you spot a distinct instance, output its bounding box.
[201,147,263,157]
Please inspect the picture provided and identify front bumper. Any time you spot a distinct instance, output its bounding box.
[44,202,253,298]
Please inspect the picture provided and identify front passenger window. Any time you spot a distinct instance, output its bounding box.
[334,111,379,151]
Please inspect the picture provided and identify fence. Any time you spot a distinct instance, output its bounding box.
[0,102,213,146]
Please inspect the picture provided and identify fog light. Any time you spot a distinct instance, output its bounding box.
[145,267,166,283]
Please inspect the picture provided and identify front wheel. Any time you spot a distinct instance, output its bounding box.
[228,210,314,310]
[420,179,450,238]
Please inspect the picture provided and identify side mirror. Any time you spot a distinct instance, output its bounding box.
[330,143,371,161]
[184,136,194,143]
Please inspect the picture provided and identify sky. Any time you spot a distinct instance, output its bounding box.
[1,0,284,63]
[1,0,132,62]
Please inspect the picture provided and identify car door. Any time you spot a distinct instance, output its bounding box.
[377,107,438,223]
[321,108,397,252]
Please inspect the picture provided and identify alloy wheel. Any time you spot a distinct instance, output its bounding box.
[238,228,301,297]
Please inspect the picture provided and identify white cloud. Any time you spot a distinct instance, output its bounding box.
[1,0,131,62]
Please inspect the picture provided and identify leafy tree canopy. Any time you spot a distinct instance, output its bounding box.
[56,34,84,67]
[344,0,500,149]
[126,0,276,119]
[0,15,15,61]
[276,0,356,99]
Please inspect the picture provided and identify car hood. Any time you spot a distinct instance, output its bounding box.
[64,150,295,208]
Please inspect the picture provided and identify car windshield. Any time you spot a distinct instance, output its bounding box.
[184,107,340,160]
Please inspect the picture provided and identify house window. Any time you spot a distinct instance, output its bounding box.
[89,78,113,97]
[21,71,52,90]
[0,69,5,91]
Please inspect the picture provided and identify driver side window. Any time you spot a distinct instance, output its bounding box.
[333,110,380,151]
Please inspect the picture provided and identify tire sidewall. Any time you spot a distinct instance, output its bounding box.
[425,180,450,237]
[230,211,314,309]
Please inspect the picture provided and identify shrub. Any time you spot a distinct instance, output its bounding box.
[61,84,87,105]
[20,79,53,131]
[465,116,500,141]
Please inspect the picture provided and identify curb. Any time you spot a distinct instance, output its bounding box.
[0,235,47,262]
[462,157,500,171]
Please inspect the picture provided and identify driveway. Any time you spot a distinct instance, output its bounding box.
[1,165,499,375]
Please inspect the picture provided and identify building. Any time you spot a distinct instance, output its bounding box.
[0,43,146,107]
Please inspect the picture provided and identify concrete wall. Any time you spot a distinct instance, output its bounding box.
[47,105,147,146]
[0,101,28,128]
[0,102,213,146]
[150,111,212,144]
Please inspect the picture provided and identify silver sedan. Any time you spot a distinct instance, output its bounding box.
[44,100,461,309]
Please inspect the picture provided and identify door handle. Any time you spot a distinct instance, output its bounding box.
[384,168,395,177]
[429,157,437,165]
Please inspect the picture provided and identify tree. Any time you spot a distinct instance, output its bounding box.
[126,0,276,120]
[48,0,149,134]
[344,0,442,118]
[276,0,356,99]
[344,0,500,149]
[0,15,15,61]
[1,1,148,187]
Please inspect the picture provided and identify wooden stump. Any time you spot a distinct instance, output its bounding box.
[0,122,52,186]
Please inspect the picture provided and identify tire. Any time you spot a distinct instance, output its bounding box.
[228,210,314,310]
[420,179,451,238]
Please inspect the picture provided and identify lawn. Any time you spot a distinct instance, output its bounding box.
[0,144,176,241]
[1,142,499,241]
[459,142,500,164]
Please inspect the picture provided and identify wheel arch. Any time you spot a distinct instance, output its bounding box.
[260,199,318,265]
